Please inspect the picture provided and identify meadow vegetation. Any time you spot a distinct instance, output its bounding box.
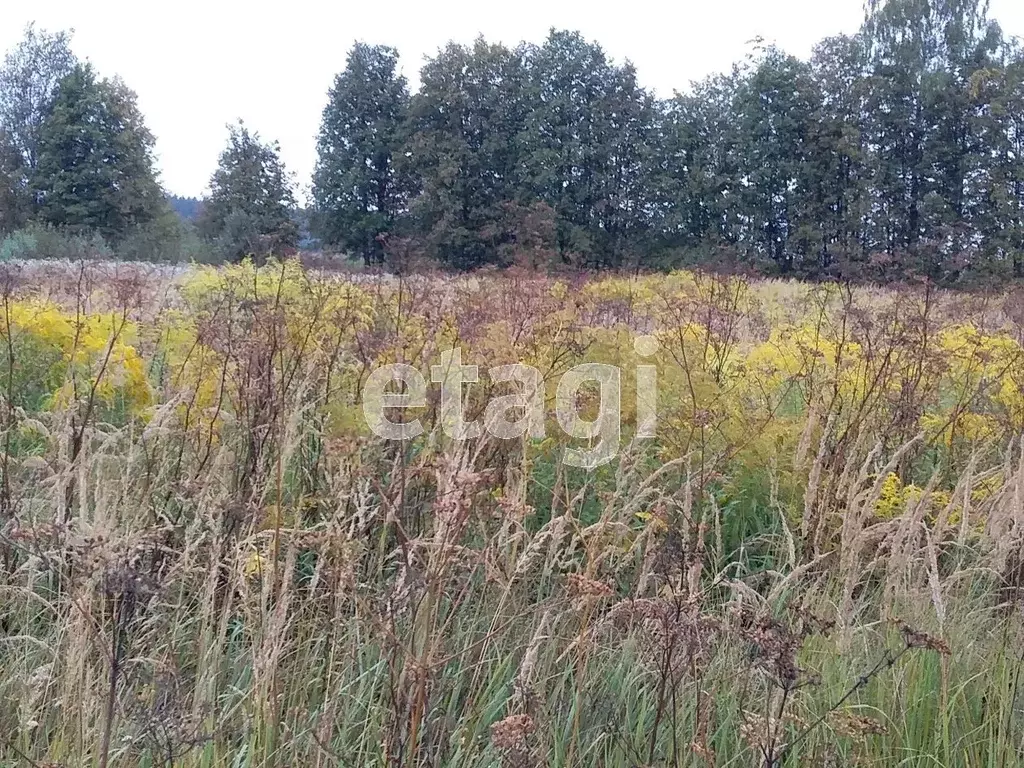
[1,259,1024,766]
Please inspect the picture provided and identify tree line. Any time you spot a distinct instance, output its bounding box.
[0,25,189,261]
[0,26,297,263]
[312,0,1024,283]
[3,0,1024,284]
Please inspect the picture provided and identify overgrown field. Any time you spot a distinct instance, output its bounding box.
[3,259,1024,767]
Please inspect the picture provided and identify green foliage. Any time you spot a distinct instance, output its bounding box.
[115,202,207,263]
[4,6,1024,279]
[0,222,112,261]
[392,30,657,270]
[312,43,412,265]
[306,7,1024,283]
[0,23,76,172]
[30,64,163,241]
[0,24,77,235]
[732,46,820,273]
[406,38,538,269]
[0,128,29,235]
[521,30,657,267]
[167,194,202,221]
[198,121,298,262]
[0,219,203,263]
[0,228,35,261]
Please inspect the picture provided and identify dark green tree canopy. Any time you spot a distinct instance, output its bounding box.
[520,30,657,266]
[383,6,1022,281]
[312,42,411,265]
[405,38,536,269]
[0,128,28,234]
[4,3,1024,282]
[31,64,162,240]
[199,121,298,262]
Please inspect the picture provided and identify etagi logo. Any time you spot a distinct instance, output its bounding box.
[361,336,661,469]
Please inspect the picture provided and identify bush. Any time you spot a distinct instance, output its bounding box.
[0,223,113,261]
[114,206,210,263]
[0,229,37,261]
[0,214,219,264]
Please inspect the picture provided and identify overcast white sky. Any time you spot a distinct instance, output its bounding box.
[3,0,1023,200]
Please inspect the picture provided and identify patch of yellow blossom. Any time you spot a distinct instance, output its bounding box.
[8,300,150,414]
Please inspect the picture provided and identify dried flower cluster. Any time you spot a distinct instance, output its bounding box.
[491,714,537,768]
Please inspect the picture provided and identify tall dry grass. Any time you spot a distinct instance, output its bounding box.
[0,260,1022,767]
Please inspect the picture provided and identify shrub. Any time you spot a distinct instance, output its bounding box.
[115,206,210,263]
[0,223,113,261]
[0,228,38,261]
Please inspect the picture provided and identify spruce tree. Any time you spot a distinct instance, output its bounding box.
[313,43,411,266]
[199,121,298,262]
[31,64,162,240]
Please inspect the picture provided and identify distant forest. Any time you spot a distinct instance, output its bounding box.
[168,195,201,221]
[2,0,1023,284]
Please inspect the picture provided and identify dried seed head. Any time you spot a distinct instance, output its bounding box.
[566,573,613,600]
[745,617,804,684]
[490,713,536,750]
[604,597,721,679]
[739,711,786,757]
[830,710,888,738]
[895,620,951,655]
[689,741,715,763]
